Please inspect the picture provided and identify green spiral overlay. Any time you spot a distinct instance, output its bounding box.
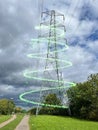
[19,25,76,108]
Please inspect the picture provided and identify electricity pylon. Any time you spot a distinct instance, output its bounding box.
[36,10,69,115]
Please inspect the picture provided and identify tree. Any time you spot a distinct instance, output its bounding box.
[67,73,98,121]
[15,107,22,113]
[0,99,15,115]
[39,93,61,115]
[28,108,36,115]
[43,93,61,105]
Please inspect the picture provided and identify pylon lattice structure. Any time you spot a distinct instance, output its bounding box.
[40,10,69,105]
[19,10,75,113]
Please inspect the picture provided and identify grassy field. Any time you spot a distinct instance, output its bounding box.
[29,115,98,130]
[0,115,11,124]
[0,114,24,130]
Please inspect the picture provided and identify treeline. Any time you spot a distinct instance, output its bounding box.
[29,93,69,116]
[29,73,98,121]
[0,99,26,115]
[68,73,98,121]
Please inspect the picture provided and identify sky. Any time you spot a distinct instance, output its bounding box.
[0,0,98,109]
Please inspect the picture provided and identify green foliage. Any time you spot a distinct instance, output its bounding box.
[0,115,11,123]
[14,107,22,113]
[43,93,61,105]
[67,73,98,121]
[28,108,36,115]
[14,107,27,114]
[39,93,61,115]
[0,99,15,115]
[29,115,98,130]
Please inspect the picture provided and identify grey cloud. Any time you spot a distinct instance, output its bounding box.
[0,0,39,89]
[0,0,38,49]
[0,0,98,108]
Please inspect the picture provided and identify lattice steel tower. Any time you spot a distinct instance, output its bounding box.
[36,10,70,115]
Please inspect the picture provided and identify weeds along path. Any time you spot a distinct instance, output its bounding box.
[15,115,29,130]
[0,115,16,128]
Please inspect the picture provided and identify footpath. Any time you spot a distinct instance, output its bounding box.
[15,115,30,130]
[0,115,16,128]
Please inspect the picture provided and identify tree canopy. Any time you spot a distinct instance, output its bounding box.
[39,93,62,115]
[0,99,15,115]
[67,73,98,121]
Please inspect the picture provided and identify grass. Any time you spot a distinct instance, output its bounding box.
[29,115,98,130]
[0,115,11,124]
[0,114,24,130]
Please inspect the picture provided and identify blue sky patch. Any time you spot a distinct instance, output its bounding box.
[79,5,97,21]
[86,30,98,41]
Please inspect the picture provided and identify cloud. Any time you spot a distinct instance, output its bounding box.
[63,44,97,82]
[0,0,98,107]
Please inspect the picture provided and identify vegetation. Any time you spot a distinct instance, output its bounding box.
[29,115,98,130]
[0,73,97,130]
[39,93,62,115]
[28,93,68,115]
[14,107,22,113]
[28,107,37,115]
[68,73,98,121]
[0,114,24,130]
[0,99,15,115]
[0,98,26,115]
[0,115,11,123]
[29,73,98,121]
[14,107,27,113]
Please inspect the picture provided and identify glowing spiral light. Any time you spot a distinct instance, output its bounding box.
[19,23,76,109]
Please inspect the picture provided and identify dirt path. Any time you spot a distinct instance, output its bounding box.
[0,115,16,128]
[15,115,30,130]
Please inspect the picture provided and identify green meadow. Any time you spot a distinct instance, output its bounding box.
[29,115,98,130]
